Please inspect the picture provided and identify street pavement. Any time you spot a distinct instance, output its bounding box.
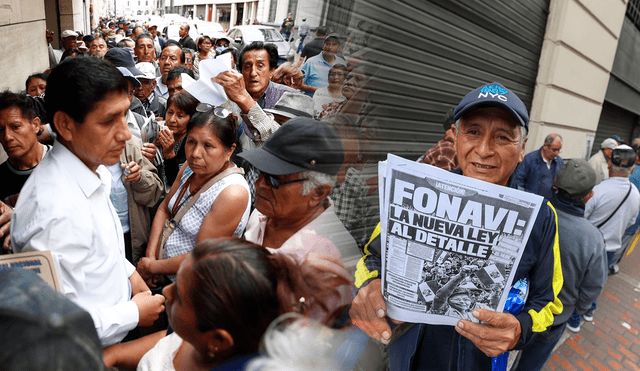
[541,242,640,370]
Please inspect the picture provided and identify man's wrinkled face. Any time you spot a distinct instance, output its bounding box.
[322,38,340,57]
[167,76,183,98]
[254,172,312,221]
[90,39,107,57]
[134,78,156,101]
[62,36,77,50]
[135,37,155,63]
[241,49,273,99]
[0,107,40,161]
[159,46,182,76]
[64,91,132,171]
[541,138,562,162]
[454,108,526,186]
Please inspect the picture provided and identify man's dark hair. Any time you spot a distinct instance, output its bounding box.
[25,73,48,92]
[183,48,195,58]
[45,57,128,133]
[135,33,153,46]
[238,41,278,70]
[162,40,186,63]
[316,26,328,37]
[167,65,195,83]
[0,91,38,121]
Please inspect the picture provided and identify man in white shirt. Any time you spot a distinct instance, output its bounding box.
[11,57,165,347]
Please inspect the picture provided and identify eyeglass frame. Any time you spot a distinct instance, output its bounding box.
[196,103,232,119]
[261,172,309,189]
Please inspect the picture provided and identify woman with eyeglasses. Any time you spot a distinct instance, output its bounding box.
[313,64,347,117]
[193,36,214,75]
[136,238,346,371]
[138,105,251,287]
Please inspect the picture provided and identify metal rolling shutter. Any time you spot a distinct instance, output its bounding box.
[342,0,550,160]
[591,101,638,157]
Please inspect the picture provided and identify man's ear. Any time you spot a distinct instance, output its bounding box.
[30,117,41,134]
[308,184,333,207]
[53,111,75,142]
[519,137,528,163]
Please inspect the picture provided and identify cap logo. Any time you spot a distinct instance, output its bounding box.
[478,84,509,102]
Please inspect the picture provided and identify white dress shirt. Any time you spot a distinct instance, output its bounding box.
[11,140,139,347]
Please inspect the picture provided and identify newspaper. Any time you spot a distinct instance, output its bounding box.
[380,154,543,325]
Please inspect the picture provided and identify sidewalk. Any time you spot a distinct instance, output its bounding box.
[541,243,640,370]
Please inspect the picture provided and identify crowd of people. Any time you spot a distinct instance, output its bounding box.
[1,14,639,371]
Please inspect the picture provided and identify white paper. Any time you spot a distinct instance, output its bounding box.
[380,154,543,326]
[183,53,232,106]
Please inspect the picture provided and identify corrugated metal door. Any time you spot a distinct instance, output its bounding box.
[591,101,638,157]
[346,0,550,160]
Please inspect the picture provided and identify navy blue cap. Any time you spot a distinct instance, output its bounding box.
[237,118,344,175]
[609,134,623,144]
[453,82,529,131]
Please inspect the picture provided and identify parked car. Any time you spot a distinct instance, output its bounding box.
[226,25,292,65]
[162,24,200,43]
[162,13,187,24]
[193,21,226,39]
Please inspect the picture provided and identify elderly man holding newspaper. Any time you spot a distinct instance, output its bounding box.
[349,82,562,371]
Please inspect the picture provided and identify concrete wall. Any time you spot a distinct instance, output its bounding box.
[528,0,628,159]
[0,0,49,91]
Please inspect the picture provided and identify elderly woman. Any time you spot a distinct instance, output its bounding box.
[156,92,199,186]
[138,106,251,285]
[193,36,214,75]
[137,238,345,371]
[318,63,371,119]
[313,64,347,117]
[239,117,361,272]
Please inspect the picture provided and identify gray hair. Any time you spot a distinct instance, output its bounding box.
[544,133,562,146]
[611,164,633,177]
[454,118,528,146]
[299,170,336,196]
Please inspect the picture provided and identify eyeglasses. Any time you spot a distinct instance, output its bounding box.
[262,172,308,189]
[186,58,193,63]
[196,103,231,119]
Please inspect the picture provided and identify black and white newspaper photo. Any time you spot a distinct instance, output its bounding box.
[380,154,544,326]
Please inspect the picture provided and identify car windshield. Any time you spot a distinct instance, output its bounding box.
[260,28,284,42]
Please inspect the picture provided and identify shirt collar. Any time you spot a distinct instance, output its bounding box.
[53,140,108,198]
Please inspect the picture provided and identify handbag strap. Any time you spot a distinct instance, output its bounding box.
[596,184,632,228]
[172,166,244,224]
